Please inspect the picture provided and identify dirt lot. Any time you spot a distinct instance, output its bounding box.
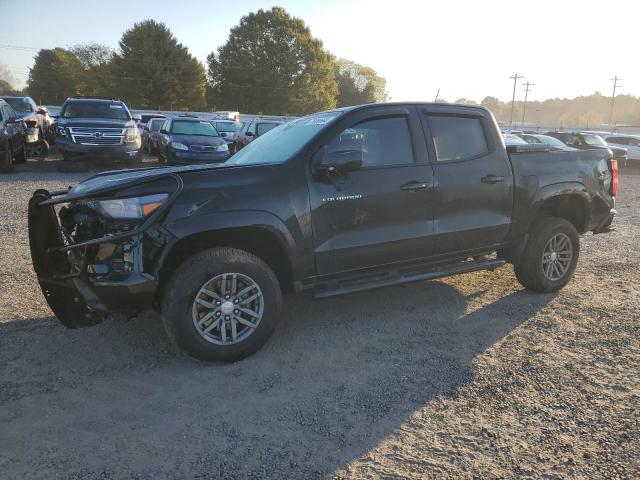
[0,160,638,479]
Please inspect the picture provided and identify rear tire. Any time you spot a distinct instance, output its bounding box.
[514,216,580,292]
[161,247,282,362]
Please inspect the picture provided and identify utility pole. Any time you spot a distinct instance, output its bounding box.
[509,73,524,126]
[608,76,621,128]
[521,81,534,127]
[434,88,440,102]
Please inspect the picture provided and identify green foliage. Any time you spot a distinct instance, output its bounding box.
[335,59,388,107]
[111,20,206,110]
[70,43,116,98]
[207,7,338,115]
[27,48,86,104]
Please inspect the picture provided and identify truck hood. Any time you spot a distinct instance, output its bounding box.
[57,118,136,129]
[68,163,232,199]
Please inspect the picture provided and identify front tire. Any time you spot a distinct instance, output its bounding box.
[514,216,580,292]
[161,248,283,362]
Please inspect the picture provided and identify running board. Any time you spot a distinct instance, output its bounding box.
[314,258,506,299]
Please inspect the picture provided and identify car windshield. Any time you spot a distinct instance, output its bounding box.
[215,121,240,132]
[227,112,342,166]
[583,134,607,147]
[534,135,568,148]
[3,97,32,112]
[149,119,165,131]
[62,102,131,120]
[257,123,280,136]
[171,120,218,136]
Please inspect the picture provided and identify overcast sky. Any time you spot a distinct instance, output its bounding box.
[1,0,638,103]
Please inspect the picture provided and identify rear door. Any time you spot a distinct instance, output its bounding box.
[309,106,435,275]
[420,106,513,255]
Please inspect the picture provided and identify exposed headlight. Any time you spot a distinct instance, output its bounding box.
[96,194,169,220]
[215,143,229,152]
[124,127,141,144]
[170,142,188,151]
[57,125,68,137]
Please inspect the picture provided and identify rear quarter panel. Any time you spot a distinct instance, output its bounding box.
[508,149,614,240]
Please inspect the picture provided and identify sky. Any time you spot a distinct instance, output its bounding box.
[1,0,639,103]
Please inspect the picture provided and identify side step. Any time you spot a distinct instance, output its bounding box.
[314,258,506,299]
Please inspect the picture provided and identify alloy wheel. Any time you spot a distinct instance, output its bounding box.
[541,233,573,281]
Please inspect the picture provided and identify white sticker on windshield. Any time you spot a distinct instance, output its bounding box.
[304,115,336,126]
[109,105,123,109]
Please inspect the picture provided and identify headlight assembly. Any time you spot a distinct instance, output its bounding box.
[215,143,229,152]
[96,194,169,220]
[170,142,189,151]
[124,127,141,144]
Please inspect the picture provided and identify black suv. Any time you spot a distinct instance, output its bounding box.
[0,98,26,172]
[55,98,142,168]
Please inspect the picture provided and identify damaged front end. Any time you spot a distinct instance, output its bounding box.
[28,175,181,328]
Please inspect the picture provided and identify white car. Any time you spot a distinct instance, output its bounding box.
[604,135,640,162]
[520,134,578,151]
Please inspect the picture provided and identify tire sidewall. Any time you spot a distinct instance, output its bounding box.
[162,249,282,362]
[521,217,580,292]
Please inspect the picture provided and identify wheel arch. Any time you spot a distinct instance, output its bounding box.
[532,183,590,233]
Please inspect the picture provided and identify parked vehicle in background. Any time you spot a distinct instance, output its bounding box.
[211,111,240,122]
[211,120,242,154]
[28,103,617,361]
[236,119,284,150]
[545,131,628,165]
[145,118,166,154]
[0,99,27,172]
[503,133,528,145]
[604,135,640,164]
[519,134,578,151]
[54,98,142,169]
[0,96,46,137]
[157,117,229,165]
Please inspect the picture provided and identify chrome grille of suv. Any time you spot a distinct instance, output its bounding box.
[69,127,124,146]
[190,145,217,152]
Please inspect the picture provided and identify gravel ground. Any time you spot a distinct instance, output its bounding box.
[0,162,638,479]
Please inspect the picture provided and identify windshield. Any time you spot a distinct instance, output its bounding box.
[214,121,240,132]
[3,97,32,112]
[534,135,568,148]
[583,134,607,147]
[149,118,165,131]
[62,102,131,120]
[171,120,218,136]
[227,112,341,166]
[257,122,280,136]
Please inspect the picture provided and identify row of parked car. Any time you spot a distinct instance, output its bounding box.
[503,130,638,166]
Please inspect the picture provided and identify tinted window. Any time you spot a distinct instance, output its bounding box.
[428,115,488,161]
[257,123,280,136]
[327,116,414,167]
[149,118,165,131]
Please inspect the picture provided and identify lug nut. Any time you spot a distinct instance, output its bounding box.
[234,298,239,304]
[216,311,221,317]
[225,315,230,320]
[234,309,239,314]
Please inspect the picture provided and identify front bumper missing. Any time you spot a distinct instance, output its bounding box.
[28,177,181,328]
[28,191,108,328]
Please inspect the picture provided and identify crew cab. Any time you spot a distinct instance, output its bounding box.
[28,103,617,362]
[54,97,142,168]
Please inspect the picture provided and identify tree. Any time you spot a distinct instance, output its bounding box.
[335,59,387,107]
[111,20,206,110]
[27,48,86,104]
[454,97,477,105]
[70,43,116,98]
[207,7,338,115]
[0,79,15,95]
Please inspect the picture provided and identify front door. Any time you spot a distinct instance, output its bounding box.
[419,107,513,255]
[308,107,435,276]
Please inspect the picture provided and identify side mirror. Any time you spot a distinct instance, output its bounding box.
[314,146,363,174]
[159,129,168,134]
[245,131,254,137]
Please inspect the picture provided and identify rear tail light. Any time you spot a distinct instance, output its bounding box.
[609,159,619,196]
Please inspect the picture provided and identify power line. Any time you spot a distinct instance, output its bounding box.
[608,76,622,128]
[509,73,524,126]
[521,81,534,126]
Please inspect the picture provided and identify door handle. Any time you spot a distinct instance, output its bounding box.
[481,175,505,184]
[400,181,429,192]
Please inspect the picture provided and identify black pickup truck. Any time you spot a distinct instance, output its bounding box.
[28,103,617,362]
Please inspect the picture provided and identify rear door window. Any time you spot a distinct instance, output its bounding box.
[427,115,489,161]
